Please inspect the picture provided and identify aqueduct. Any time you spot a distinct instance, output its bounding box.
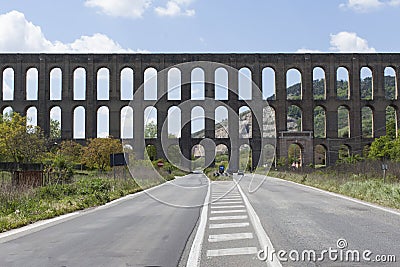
[0,53,399,171]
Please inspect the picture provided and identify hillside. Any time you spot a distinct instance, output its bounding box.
[192,76,396,139]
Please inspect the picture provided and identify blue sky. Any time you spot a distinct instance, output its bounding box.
[0,0,400,53]
[2,0,400,138]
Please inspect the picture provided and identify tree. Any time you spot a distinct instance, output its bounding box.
[0,113,46,163]
[58,140,83,164]
[368,135,393,160]
[144,122,157,138]
[82,137,123,171]
[50,119,61,140]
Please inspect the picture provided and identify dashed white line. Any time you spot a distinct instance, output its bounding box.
[211,201,243,205]
[237,181,283,267]
[211,209,246,214]
[211,205,245,209]
[206,247,258,257]
[186,178,211,267]
[209,222,250,229]
[208,233,253,243]
[209,215,248,221]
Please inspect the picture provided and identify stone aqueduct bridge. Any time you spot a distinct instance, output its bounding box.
[0,53,399,170]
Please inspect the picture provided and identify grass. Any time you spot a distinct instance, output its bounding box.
[269,169,400,210]
[0,169,170,233]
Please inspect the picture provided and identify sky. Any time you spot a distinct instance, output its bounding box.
[1,0,400,138]
[0,0,400,53]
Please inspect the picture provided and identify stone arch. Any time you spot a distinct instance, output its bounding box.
[168,106,181,138]
[338,144,351,161]
[26,106,38,127]
[239,106,252,138]
[73,67,86,100]
[314,105,326,138]
[360,66,373,100]
[26,67,38,101]
[336,66,350,100]
[167,144,181,166]
[50,106,62,139]
[73,106,85,139]
[215,106,229,138]
[262,144,275,168]
[121,67,134,100]
[144,106,157,138]
[2,106,13,117]
[168,67,181,100]
[215,144,229,169]
[97,106,109,138]
[191,67,205,100]
[121,106,133,139]
[362,106,373,138]
[263,67,275,100]
[314,144,327,167]
[384,66,397,100]
[3,67,14,101]
[146,144,157,161]
[338,105,350,138]
[263,106,276,138]
[192,144,205,170]
[191,106,205,138]
[288,143,302,167]
[97,67,110,100]
[287,105,302,132]
[286,68,302,100]
[239,67,252,100]
[50,68,62,101]
[144,67,157,100]
[386,105,397,138]
[313,67,326,100]
[239,144,252,171]
[215,67,228,100]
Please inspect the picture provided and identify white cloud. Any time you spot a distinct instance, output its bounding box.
[84,0,151,18]
[155,0,195,17]
[0,10,138,53]
[339,0,400,12]
[388,0,400,6]
[330,31,376,52]
[296,48,322,53]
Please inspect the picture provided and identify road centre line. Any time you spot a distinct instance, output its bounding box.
[206,247,258,257]
[211,201,243,205]
[211,210,247,214]
[209,222,250,229]
[237,181,282,267]
[209,215,248,221]
[211,205,245,209]
[186,179,211,267]
[208,233,254,243]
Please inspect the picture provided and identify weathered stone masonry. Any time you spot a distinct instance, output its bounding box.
[1,53,399,170]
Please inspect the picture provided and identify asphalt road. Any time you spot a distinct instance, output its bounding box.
[1,173,399,267]
[0,174,208,267]
[236,174,400,267]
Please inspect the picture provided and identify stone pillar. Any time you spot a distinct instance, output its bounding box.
[180,68,192,170]
[109,58,120,139]
[133,62,145,159]
[228,67,239,171]
[86,59,96,139]
[38,57,49,137]
[275,60,286,162]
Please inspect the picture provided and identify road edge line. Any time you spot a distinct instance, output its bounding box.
[268,176,400,216]
[186,179,211,267]
[237,182,282,267]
